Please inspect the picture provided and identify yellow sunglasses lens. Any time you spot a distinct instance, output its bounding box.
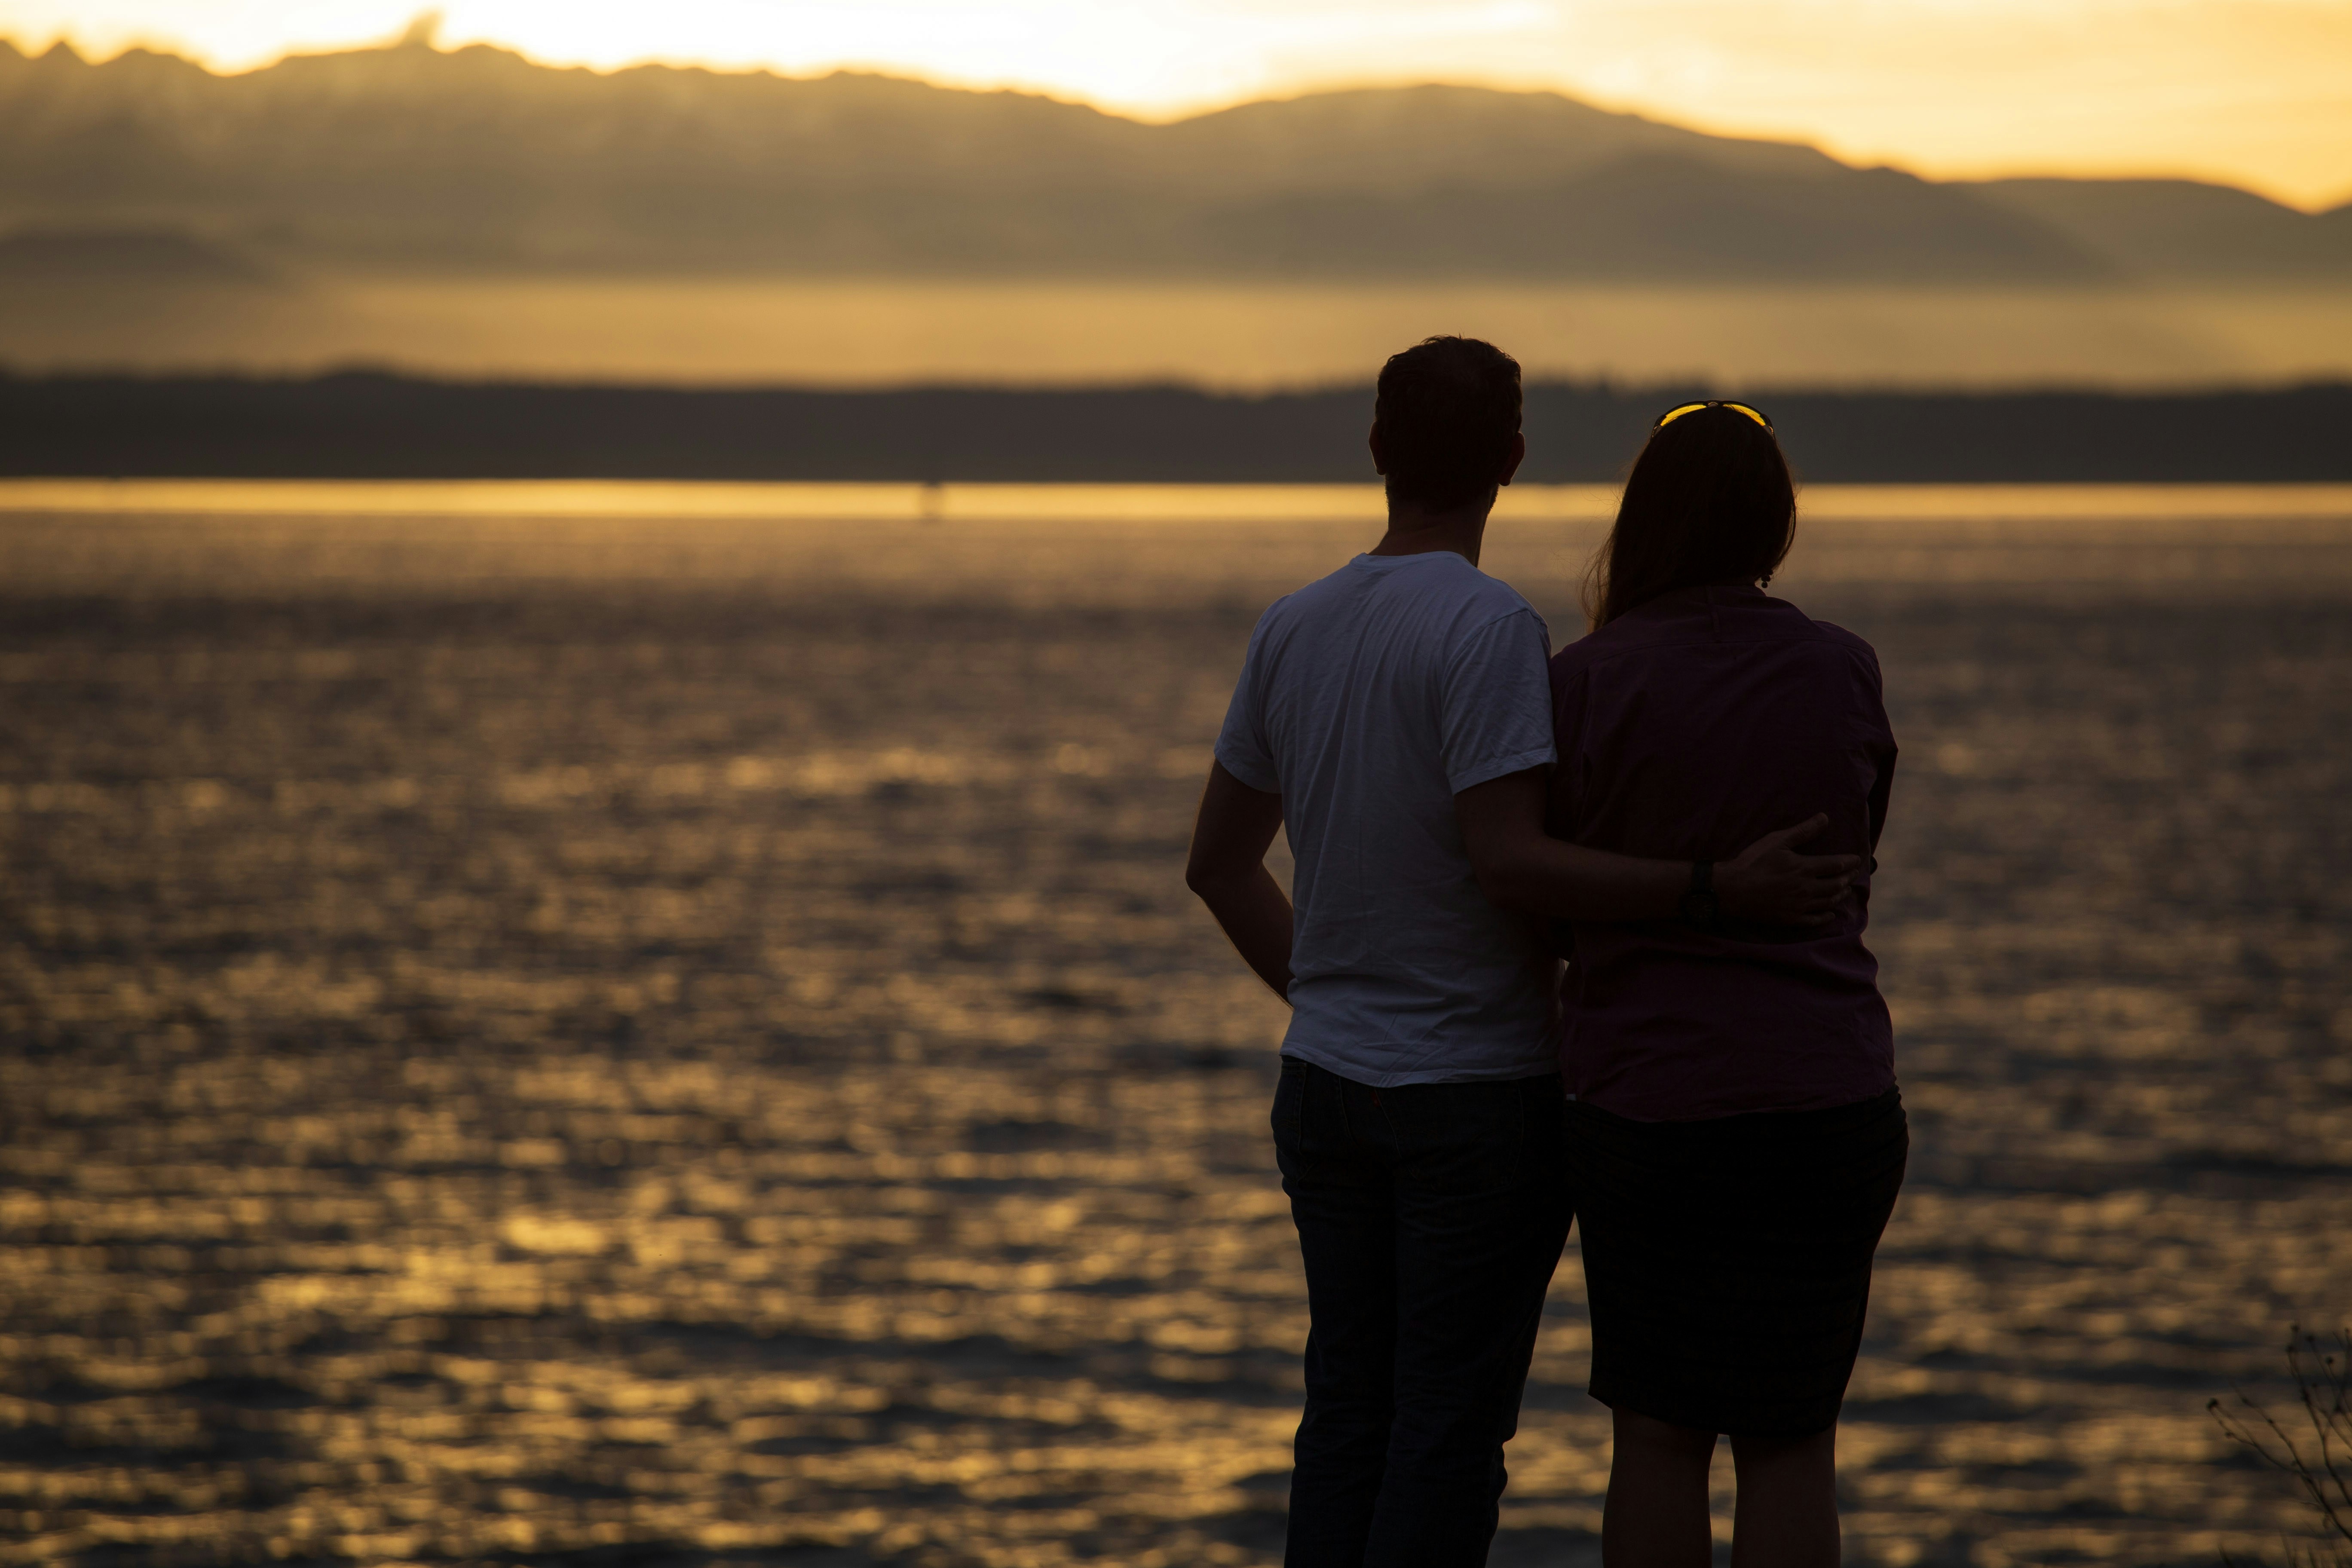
[1654,400,1773,432]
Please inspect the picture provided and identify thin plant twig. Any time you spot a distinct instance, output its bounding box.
[2212,1326,2352,1565]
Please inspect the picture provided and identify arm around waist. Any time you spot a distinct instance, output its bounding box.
[1456,767,1862,926]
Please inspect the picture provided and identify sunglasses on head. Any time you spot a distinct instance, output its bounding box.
[1654,400,1773,433]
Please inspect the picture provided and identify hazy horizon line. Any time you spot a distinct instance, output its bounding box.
[10,359,2352,398]
[7,24,2343,214]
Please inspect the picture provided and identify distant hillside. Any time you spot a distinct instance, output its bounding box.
[2,34,2346,284]
[0,227,272,282]
[1966,179,2352,282]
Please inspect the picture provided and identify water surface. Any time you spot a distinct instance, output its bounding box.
[2,484,2349,1565]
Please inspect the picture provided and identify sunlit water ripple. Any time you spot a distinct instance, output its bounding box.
[1,484,2349,1567]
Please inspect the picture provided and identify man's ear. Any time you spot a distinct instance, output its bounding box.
[1368,421,1387,476]
[1499,431,1527,488]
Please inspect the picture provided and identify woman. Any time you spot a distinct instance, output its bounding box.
[1546,401,1905,1567]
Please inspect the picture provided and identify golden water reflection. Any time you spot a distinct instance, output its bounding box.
[1,492,2348,1565]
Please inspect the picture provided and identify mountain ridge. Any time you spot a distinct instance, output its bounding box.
[2,35,2344,284]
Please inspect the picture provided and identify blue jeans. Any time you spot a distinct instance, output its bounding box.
[1271,1057,1573,1568]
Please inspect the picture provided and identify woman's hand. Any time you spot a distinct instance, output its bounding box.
[1714,815,1865,926]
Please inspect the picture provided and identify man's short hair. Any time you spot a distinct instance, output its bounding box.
[1374,336,1523,511]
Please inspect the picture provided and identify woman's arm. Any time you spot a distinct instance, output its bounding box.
[1456,767,1862,925]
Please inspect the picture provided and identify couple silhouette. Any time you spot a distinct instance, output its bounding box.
[1185,337,1905,1568]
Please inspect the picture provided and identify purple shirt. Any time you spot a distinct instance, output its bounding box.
[1546,583,1898,1121]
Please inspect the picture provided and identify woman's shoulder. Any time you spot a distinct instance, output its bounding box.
[1550,590,1881,679]
[1799,613,1879,660]
[1784,613,1890,713]
[1751,588,1876,661]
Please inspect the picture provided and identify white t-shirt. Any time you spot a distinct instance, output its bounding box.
[1214,550,1561,1086]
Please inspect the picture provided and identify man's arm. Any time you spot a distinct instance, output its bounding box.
[1456,767,1862,925]
[1184,761,1294,1002]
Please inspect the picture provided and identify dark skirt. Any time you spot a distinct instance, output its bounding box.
[1566,1086,1907,1437]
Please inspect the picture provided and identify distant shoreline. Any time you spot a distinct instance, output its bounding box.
[6,372,2349,483]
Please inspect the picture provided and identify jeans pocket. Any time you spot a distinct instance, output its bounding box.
[1409,1079,1528,1197]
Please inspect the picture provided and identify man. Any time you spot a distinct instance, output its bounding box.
[1184,336,1858,1567]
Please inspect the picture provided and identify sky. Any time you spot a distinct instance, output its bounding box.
[5,0,2350,209]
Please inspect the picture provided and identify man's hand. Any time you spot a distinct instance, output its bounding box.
[1714,814,1866,926]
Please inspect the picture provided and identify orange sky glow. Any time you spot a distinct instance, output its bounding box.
[5,0,2350,209]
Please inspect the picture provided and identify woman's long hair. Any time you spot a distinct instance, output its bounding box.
[1583,405,1798,629]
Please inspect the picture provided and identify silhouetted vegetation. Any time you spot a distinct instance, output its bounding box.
[4,371,2350,481]
[2214,1328,2352,1568]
